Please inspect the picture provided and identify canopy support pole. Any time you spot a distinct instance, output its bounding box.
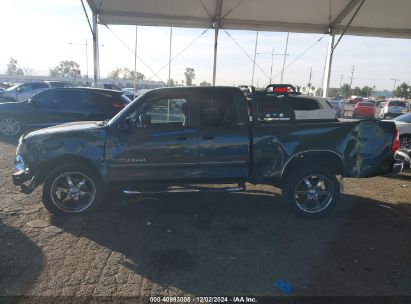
[168,27,173,85]
[133,26,138,92]
[322,30,335,98]
[251,30,259,86]
[92,12,100,86]
[212,25,219,85]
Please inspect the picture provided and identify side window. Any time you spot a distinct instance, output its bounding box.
[145,98,189,128]
[199,91,237,127]
[34,91,60,107]
[289,97,321,110]
[59,91,99,111]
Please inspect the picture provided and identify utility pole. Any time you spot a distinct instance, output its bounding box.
[68,40,89,81]
[280,32,290,83]
[133,26,138,93]
[307,67,312,95]
[256,49,289,84]
[349,65,355,96]
[391,78,400,91]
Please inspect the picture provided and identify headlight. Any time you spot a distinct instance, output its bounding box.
[15,155,26,171]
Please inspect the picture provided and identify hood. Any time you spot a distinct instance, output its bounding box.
[24,121,106,139]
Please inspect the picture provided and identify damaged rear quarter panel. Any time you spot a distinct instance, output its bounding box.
[251,119,396,182]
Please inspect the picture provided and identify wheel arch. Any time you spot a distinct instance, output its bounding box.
[36,154,104,185]
[280,150,344,185]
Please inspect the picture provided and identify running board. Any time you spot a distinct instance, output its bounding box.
[123,186,245,195]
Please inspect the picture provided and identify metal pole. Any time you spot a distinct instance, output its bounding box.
[269,48,274,84]
[251,30,259,86]
[280,32,289,83]
[92,12,100,86]
[133,26,138,93]
[85,40,89,82]
[168,27,173,86]
[322,30,335,98]
[212,25,219,86]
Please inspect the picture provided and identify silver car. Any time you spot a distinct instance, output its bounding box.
[0,82,49,103]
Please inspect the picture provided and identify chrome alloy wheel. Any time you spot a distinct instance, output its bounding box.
[0,117,21,136]
[294,174,334,214]
[50,172,96,213]
[400,136,411,149]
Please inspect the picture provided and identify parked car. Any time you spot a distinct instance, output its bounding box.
[44,81,74,88]
[122,88,136,100]
[380,100,407,118]
[0,87,130,137]
[0,82,50,103]
[352,101,375,118]
[13,86,402,217]
[391,112,411,149]
[348,96,364,104]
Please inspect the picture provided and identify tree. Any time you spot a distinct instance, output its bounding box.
[200,81,211,86]
[107,68,145,81]
[341,83,351,97]
[49,60,81,78]
[327,87,339,97]
[184,67,195,86]
[393,82,410,99]
[6,58,23,75]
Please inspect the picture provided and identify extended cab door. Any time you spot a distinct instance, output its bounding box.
[195,89,250,181]
[106,90,198,182]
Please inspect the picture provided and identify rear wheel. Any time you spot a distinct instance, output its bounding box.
[282,166,340,217]
[42,163,104,215]
[0,116,22,137]
[400,134,411,149]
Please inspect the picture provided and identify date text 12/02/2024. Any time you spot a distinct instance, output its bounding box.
[149,296,257,303]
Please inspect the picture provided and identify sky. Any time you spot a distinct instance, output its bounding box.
[0,0,410,91]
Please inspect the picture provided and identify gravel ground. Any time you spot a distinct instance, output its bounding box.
[0,138,410,298]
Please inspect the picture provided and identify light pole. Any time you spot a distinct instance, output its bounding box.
[391,78,400,91]
[69,40,104,83]
[256,48,289,84]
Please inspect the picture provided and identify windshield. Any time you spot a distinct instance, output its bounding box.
[394,112,411,123]
[389,100,406,107]
[5,84,19,91]
[106,91,147,125]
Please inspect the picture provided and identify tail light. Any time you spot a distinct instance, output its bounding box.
[111,101,125,109]
[391,130,400,153]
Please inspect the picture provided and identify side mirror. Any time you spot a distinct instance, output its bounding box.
[139,114,151,128]
[16,87,22,93]
[117,116,134,132]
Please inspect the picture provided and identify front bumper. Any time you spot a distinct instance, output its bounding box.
[395,150,411,170]
[12,170,37,194]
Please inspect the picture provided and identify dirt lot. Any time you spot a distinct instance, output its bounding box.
[0,138,410,298]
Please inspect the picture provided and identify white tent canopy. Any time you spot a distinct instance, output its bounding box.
[86,0,411,95]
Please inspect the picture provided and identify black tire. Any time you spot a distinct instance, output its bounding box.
[0,116,23,137]
[42,162,104,215]
[400,134,411,149]
[282,166,340,217]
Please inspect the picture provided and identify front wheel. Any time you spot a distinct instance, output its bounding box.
[282,166,340,217]
[42,163,104,215]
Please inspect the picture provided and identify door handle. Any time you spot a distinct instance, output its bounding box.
[203,135,214,140]
[178,135,192,141]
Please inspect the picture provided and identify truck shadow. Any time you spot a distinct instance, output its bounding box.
[51,191,411,295]
[0,220,44,298]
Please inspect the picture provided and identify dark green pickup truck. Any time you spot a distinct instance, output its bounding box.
[12,86,403,217]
